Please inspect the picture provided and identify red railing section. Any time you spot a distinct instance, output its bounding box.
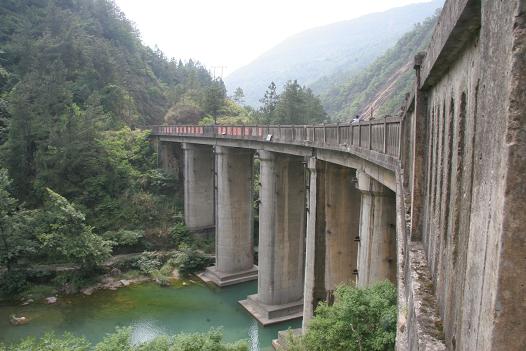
[151,117,402,158]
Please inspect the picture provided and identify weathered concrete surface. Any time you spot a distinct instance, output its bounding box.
[240,151,305,324]
[324,162,360,290]
[182,143,214,231]
[409,0,526,349]
[302,157,326,328]
[200,146,257,286]
[356,171,397,287]
[302,159,360,329]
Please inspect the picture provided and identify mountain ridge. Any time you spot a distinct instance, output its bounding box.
[225,0,443,106]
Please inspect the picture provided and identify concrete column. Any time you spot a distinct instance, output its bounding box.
[182,143,214,231]
[302,158,326,327]
[199,146,257,286]
[240,151,305,325]
[159,141,182,179]
[356,171,397,287]
[324,162,360,291]
[302,159,360,329]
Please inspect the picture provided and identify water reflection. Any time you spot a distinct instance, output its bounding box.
[130,319,166,344]
[248,319,259,350]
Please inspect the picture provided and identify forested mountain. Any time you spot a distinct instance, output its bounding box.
[317,13,439,121]
[225,0,443,106]
[0,0,230,286]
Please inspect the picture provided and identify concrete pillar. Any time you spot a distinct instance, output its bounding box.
[199,146,257,286]
[182,143,214,231]
[240,151,306,325]
[159,141,182,179]
[324,162,360,291]
[356,171,397,287]
[302,159,360,329]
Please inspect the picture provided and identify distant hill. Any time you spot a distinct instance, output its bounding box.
[316,13,439,121]
[225,0,443,106]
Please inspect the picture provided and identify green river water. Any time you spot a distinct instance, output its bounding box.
[0,281,301,350]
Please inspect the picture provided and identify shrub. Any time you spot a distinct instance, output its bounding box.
[172,245,213,277]
[0,270,29,296]
[136,251,162,274]
[169,222,191,247]
[102,230,144,247]
[1,328,249,351]
[0,332,90,351]
[302,281,397,351]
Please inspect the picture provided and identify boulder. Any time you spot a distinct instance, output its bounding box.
[81,287,96,296]
[119,279,130,287]
[10,314,30,326]
[21,299,34,306]
[110,268,122,276]
[45,296,57,304]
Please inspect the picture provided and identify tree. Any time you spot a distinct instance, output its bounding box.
[302,281,397,351]
[258,82,279,123]
[232,87,245,105]
[36,189,112,269]
[203,78,227,123]
[272,80,327,124]
[0,169,37,272]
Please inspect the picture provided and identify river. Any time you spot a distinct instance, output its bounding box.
[0,280,301,350]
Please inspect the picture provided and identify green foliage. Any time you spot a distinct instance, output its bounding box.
[0,332,90,351]
[169,222,191,247]
[301,281,397,351]
[36,189,112,269]
[256,80,326,124]
[1,328,248,351]
[172,244,213,277]
[137,252,162,275]
[102,230,144,248]
[0,169,38,272]
[0,0,218,247]
[0,270,29,295]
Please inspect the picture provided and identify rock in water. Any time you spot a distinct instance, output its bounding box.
[45,296,57,304]
[10,315,30,326]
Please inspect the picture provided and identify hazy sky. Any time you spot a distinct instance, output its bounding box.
[114,0,433,76]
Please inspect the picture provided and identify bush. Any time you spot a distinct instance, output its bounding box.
[1,328,249,351]
[136,252,162,274]
[169,222,191,247]
[102,230,144,247]
[0,270,29,296]
[172,245,213,277]
[302,281,397,351]
[0,332,90,351]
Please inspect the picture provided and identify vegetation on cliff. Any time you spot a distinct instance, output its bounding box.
[314,13,439,120]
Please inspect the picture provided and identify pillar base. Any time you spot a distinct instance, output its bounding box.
[198,265,258,287]
[272,328,303,350]
[239,294,303,326]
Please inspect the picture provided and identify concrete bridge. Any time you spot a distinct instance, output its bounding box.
[151,0,525,349]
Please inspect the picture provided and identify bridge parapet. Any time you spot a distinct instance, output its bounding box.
[151,117,402,159]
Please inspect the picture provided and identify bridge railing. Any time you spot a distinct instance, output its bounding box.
[151,117,402,158]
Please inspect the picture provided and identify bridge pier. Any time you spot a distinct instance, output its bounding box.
[239,151,306,325]
[182,143,214,231]
[302,158,360,329]
[356,171,396,287]
[199,146,258,286]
